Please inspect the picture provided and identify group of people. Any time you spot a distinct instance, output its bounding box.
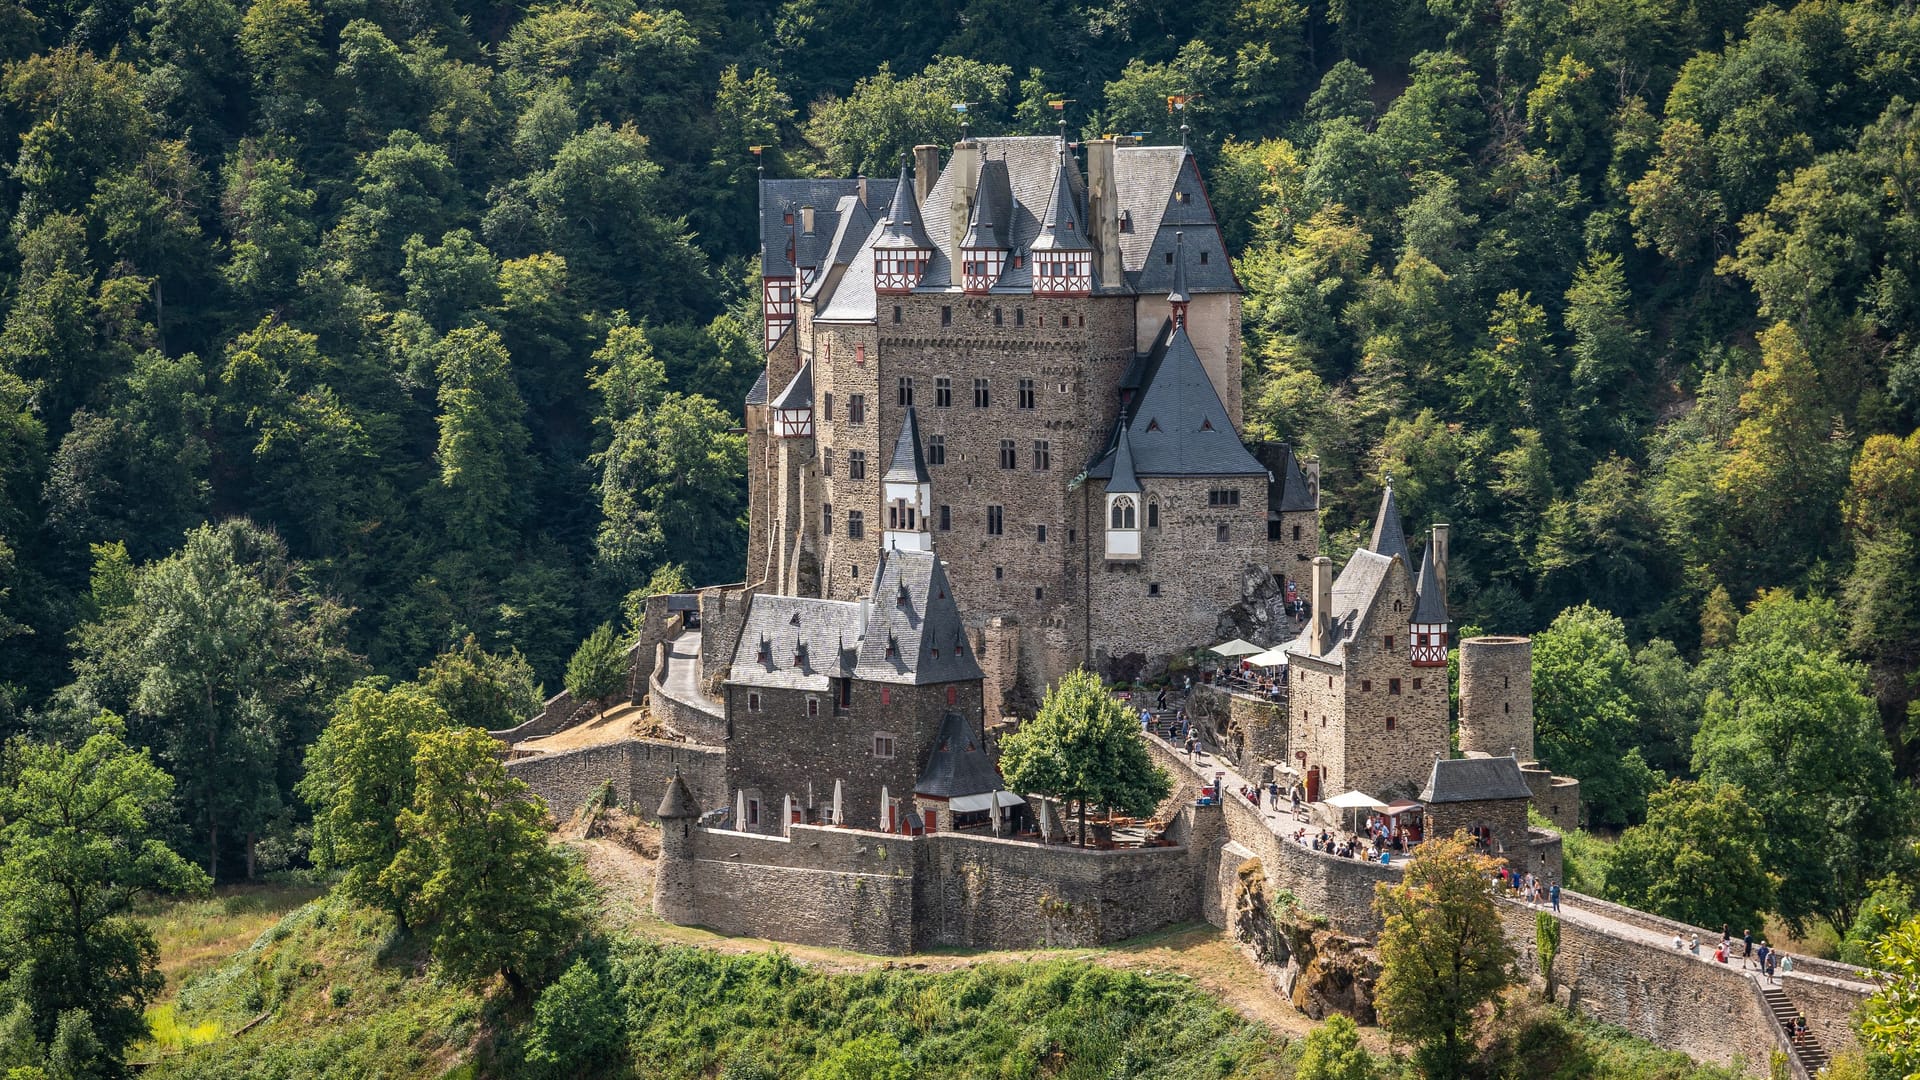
[1360,813,1416,852]
[1291,828,1394,863]
[1501,867,1560,910]
[1672,925,1794,979]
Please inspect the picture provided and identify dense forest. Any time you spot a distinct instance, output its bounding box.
[0,0,1916,938]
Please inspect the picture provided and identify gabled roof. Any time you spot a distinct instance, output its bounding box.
[1167,230,1190,304]
[960,159,1013,251]
[1030,151,1092,253]
[915,711,1002,798]
[1085,327,1265,479]
[885,407,929,484]
[1420,756,1532,804]
[855,550,983,685]
[657,772,700,819]
[1119,149,1238,294]
[1413,545,1449,624]
[728,593,866,692]
[770,360,812,412]
[915,136,1085,292]
[815,216,882,322]
[875,157,932,250]
[1284,548,1395,665]
[1369,484,1409,568]
[802,194,880,303]
[758,179,870,279]
[744,369,769,407]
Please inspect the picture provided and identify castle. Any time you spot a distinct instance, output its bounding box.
[746,135,1320,713]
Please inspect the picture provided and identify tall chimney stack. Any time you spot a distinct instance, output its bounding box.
[912,145,941,208]
[1303,456,1322,508]
[1308,555,1334,655]
[1085,138,1121,286]
[948,140,982,257]
[1431,523,1450,598]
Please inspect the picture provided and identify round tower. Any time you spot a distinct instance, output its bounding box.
[654,772,701,927]
[1458,636,1534,760]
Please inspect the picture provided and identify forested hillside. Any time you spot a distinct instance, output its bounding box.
[0,0,1917,885]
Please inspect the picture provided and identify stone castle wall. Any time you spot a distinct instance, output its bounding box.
[650,657,726,746]
[664,822,1196,953]
[1459,636,1534,759]
[506,737,726,824]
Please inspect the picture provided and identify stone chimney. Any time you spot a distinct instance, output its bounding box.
[948,140,982,257]
[1430,523,1450,597]
[1308,555,1333,655]
[912,144,941,208]
[857,175,868,206]
[1304,456,1322,508]
[1085,138,1122,287]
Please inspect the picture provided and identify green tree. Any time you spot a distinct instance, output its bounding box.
[1297,1014,1374,1080]
[0,715,209,1066]
[1840,877,1915,967]
[1605,781,1777,933]
[1373,832,1515,1080]
[432,325,532,553]
[997,669,1171,846]
[593,392,747,589]
[564,623,627,713]
[1530,604,1663,827]
[416,636,545,730]
[1859,914,1920,1079]
[804,56,1013,177]
[523,957,624,1079]
[381,727,591,992]
[297,681,454,926]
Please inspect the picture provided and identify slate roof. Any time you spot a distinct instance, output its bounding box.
[1284,549,1395,665]
[915,711,1002,798]
[1278,450,1316,512]
[917,137,1079,292]
[1030,152,1093,253]
[657,772,700,819]
[960,159,1013,251]
[1119,148,1238,294]
[1369,484,1409,568]
[1413,545,1449,624]
[1085,326,1266,480]
[728,592,866,692]
[803,194,880,302]
[885,407,929,484]
[744,368,769,407]
[1166,231,1190,303]
[770,360,812,412]
[875,157,932,250]
[759,179,872,279]
[1106,425,1141,493]
[1419,756,1533,804]
[855,549,984,685]
[815,219,882,322]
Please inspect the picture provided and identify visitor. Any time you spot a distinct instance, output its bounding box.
[1714,942,1727,964]
[1689,933,1700,956]
[1157,688,1168,711]
[1781,954,1795,974]
[1742,928,1753,961]
[1757,941,1771,972]
[1549,881,1561,912]
[1673,933,1685,950]
[1765,952,1778,979]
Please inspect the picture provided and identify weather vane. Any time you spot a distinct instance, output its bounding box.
[953,101,977,141]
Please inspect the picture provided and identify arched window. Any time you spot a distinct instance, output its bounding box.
[1110,496,1137,529]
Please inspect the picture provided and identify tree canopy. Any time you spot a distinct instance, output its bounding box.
[998,670,1172,843]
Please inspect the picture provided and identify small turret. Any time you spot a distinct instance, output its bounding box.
[883,408,932,553]
[1104,427,1142,561]
[874,156,933,294]
[770,360,814,438]
[1030,147,1092,297]
[1410,528,1450,667]
[958,160,1011,294]
[653,771,700,926]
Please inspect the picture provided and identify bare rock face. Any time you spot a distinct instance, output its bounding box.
[1214,565,1291,646]
[1232,858,1380,1024]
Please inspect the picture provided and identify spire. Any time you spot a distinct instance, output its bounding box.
[1107,425,1141,493]
[657,770,700,819]
[1369,478,1410,567]
[1030,147,1092,253]
[1168,231,1190,328]
[1413,543,1449,624]
[876,154,931,249]
[884,407,930,484]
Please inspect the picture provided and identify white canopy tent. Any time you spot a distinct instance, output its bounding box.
[1325,790,1389,838]
[949,791,1025,814]
[1244,647,1290,668]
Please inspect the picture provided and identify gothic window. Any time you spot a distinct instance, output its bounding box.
[848,450,866,480]
[987,505,1004,535]
[1147,501,1159,528]
[847,510,864,539]
[999,440,1017,469]
[1019,379,1036,409]
[848,394,866,424]
[928,435,945,465]
[974,378,990,407]
[1110,496,1137,529]
[935,377,952,407]
[1033,440,1050,470]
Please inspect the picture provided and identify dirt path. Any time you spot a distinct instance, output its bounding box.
[566,828,1390,1051]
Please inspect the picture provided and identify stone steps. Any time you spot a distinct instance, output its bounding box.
[1761,984,1830,1073]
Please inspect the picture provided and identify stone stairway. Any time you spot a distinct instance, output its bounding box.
[1760,982,1829,1075]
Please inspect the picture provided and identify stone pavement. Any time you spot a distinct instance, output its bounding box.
[661,627,722,716]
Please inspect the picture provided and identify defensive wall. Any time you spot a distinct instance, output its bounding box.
[649,645,727,745]
[506,737,727,824]
[659,821,1199,954]
[488,635,659,742]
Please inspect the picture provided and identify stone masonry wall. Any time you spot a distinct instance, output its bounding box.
[1223,692,1289,774]
[679,825,920,953]
[506,737,726,824]
[1337,563,1448,801]
[650,661,726,745]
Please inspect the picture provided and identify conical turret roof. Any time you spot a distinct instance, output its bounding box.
[884,407,930,484]
[1029,150,1092,252]
[1413,544,1449,623]
[1106,424,1141,493]
[875,156,932,249]
[960,160,1012,251]
[657,772,700,819]
[1369,482,1409,567]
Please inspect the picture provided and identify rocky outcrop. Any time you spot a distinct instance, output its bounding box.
[1215,565,1291,647]
[1232,857,1380,1024]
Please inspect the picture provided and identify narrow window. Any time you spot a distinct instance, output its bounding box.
[1362,680,1372,691]
[892,305,902,324]
[999,440,1017,469]
[1034,586,1044,600]
[928,434,946,465]
[1383,635,1394,651]
[1018,379,1036,409]
[1292,524,1302,542]
[849,394,866,424]
[1413,678,1424,691]
[823,393,833,420]
[987,506,1004,535]
[822,503,833,534]
[1148,582,1161,596]
[946,685,958,705]
[807,697,819,718]
[1200,250,1209,264]
[1033,439,1050,471]
[898,377,913,407]
[848,450,866,480]
[994,307,1003,326]
[823,449,834,477]
[994,566,1004,579]
[1015,309,1025,327]
[974,378,990,408]
[1386,716,1396,731]
[855,343,866,364]
[880,688,891,706]
[1216,523,1229,543]
[748,692,761,712]
[847,510,864,538]
[935,376,952,407]
[1147,502,1160,528]
[941,305,951,326]
[939,505,951,530]
[1389,678,1401,695]
[1036,524,1047,543]
[873,734,895,758]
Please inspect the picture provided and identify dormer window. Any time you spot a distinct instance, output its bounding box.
[1033,251,1092,296]
[757,639,771,664]
[1119,210,1133,233]
[885,636,898,659]
[897,584,910,606]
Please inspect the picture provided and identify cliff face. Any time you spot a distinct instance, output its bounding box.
[1231,857,1380,1024]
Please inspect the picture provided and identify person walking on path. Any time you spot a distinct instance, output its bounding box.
[1550,881,1561,912]
[1742,928,1754,963]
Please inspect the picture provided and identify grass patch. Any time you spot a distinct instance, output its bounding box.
[139,882,326,994]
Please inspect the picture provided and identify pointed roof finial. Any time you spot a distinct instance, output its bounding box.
[1107,425,1141,494]
[1369,478,1410,567]
[885,407,930,484]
